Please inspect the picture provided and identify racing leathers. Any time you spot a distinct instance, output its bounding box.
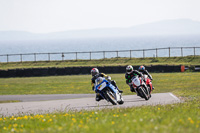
[138,69,152,80]
[125,70,143,92]
[139,69,154,90]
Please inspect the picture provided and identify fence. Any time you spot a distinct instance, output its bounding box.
[0,47,199,63]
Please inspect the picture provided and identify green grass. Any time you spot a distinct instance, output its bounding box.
[0,75,93,95]
[0,72,200,133]
[0,72,200,97]
[0,56,200,70]
[0,100,199,133]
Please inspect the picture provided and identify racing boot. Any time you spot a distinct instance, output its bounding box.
[152,86,155,90]
[130,86,135,92]
[95,93,103,101]
[130,87,134,92]
[117,88,123,93]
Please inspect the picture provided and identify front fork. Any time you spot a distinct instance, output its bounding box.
[135,83,149,97]
[142,83,150,97]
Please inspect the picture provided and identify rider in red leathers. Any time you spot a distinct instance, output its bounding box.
[138,65,155,90]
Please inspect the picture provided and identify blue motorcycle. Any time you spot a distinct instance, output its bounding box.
[95,77,124,105]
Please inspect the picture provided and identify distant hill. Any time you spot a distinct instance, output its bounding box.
[1,19,200,41]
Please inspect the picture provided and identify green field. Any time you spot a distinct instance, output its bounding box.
[0,72,199,97]
[0,56,200,70]
[0,72,200,132]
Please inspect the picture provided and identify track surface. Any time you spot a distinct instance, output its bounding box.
[0,94,95,102]
[0,93,180,117]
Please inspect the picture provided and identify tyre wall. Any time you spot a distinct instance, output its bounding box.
[0,65,184,78]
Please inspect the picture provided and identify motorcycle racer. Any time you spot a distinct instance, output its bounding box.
[125,65,143,92]
[138,66,152,80]
[91,68,123,101]
[138,65,155,90]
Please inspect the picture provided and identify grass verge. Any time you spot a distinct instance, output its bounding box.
[0,72,199,96]
[0,100,199,133]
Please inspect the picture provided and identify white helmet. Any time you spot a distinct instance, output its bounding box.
[126,65,133,74]
[91,68,99,76]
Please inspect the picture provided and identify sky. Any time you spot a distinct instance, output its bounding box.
[0,0,200,33]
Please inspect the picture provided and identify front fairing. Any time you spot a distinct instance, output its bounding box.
[95,77,119,100]
[131,76,141,87]
[95,77,107,90]
[95,78,117,93]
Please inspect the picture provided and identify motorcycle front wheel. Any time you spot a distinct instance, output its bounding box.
[140,87,149,100]
[104,90,117,105]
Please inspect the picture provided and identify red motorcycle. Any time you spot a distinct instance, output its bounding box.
[131,75,151,100]
[143,74,153,96]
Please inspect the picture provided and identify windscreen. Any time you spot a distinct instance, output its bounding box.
[95,77,104,86]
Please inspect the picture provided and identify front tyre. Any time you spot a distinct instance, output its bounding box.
[117,94,124,105]
[104,90,117,105]
[118,99,124,105]
[140,87,149,100]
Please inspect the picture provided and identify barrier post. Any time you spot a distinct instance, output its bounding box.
[156,48,158,57]
[194,47,196,57]
[90,52,91,60]
[76,52,77,60]
[7,54,9,63]
[34,53,36,62]
[20,54,23,62]
[130,50,132,59]
[169,47,170,57]
[181,47,183,57]
[143,49,145,58]
[48,53,50,61]
[62,53,64,61]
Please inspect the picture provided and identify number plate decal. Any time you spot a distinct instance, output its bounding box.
[98,82,106,90]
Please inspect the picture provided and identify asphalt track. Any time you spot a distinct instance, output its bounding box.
[0,94,95,102]
[0,93,181,117]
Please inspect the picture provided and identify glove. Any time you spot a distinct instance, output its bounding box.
[128,82,132,86]
[107,76,111,81]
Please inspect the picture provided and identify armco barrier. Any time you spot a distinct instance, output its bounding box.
[0,65,184,78]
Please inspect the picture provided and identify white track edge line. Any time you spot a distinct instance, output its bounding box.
[169,93,180,101]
